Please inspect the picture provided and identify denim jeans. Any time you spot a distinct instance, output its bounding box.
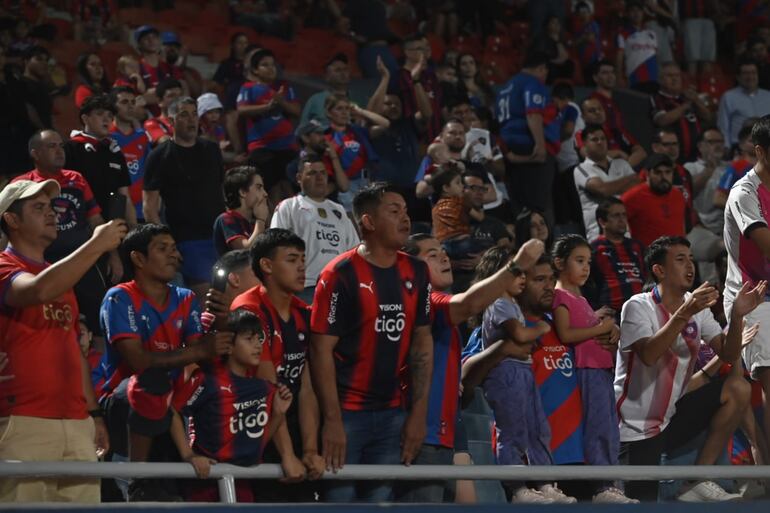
[394,444,454,503]
[324,408,405,502]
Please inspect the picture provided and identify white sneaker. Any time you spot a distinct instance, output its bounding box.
[677,481,743,502]
[512,487,555,504]
[539,483,577,503]
[593,487,640,504]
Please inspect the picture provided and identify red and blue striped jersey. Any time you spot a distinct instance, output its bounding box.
[323,124,378,179]
[530,315,584,464]
[590,92,640,154]
[398,67,442,141]
[110,124,151,220]
[97,280,203,399]
[590,236,646,313]
[212,210,255,256]
[174,361,275,466]
[230,286,310,395]
[425,291,462,448]
[651,91,702,162]
[311,248,431,410]
[237,80,298,152]
[574,19,603,67]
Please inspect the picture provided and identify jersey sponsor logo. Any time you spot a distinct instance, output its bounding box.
[316,228,341,247]
[541,351,574,377]
[42,302,74,329]
[359,281,374,294]
[230,396,269,439]
[126,303,138,332]
[376,304,406,342]
[327,292,339,325]
[343,140,361,152]
[153,340,170,351]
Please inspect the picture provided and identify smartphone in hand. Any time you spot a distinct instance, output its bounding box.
[107,192,128,221]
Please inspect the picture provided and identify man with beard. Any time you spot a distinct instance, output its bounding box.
[400,235,544,502]
[300,53,367,127]
[622,154,686,247]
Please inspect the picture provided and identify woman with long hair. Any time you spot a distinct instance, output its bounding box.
[455,53,494,109]
[74,52,110,108]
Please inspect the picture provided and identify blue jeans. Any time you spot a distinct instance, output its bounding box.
[394,444,454,503]
[324,408,405,503]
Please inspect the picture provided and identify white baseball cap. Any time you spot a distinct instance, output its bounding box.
[0,179,60,217]
[197,93,224,118]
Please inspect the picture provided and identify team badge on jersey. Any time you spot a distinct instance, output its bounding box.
[318,208,327,218]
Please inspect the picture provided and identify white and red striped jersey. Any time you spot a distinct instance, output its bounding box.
[614,289,722,442]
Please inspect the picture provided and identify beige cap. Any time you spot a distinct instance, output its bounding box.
[0,179,60,217]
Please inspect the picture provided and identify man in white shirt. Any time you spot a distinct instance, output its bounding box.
[573,124,638,240]
[271,153,359,303]
[723,115,770,463]
[616,236,763,502]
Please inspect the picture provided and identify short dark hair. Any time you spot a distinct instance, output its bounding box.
[446,95,473,112]
[581,123,605,140]
[120,224,173,278]
[23,45,49,62]
[249,228,306,281]
[515,208,552,249]
[596,197,624,225]
[79,93,115,118]
[223,166,258,209]
[352,182,402,229]
[402,33,425,47]
[298,152,323,172]
[590,59,614,77]
[403,233,435,256]
[551,81,575,100]
[522,48,550,69]
[156,78,183,100]
[463,161,490,182]
[644,235,691,283]
[109,85,136,107]
[652,128,678,145]
[739,122,756,144]
[0,200,26,237]
[227,308,265,338]
[751,114,770,151]
[215,249,251,275]
[250,48,275,69]
[430,166,462,201]
[551,234,590,273]
[737,56,758,74]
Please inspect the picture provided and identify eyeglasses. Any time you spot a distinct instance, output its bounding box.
[464,185,486,192]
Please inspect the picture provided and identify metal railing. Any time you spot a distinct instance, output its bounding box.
[3,462,770,504]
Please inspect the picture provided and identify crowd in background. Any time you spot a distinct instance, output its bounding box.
[4,0,770,506]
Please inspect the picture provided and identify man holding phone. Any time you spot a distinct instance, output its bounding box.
[14,129,125,337]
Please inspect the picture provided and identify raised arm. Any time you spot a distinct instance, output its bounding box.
[5,220,126,308]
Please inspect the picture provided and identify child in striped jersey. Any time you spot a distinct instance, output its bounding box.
[171,309,293,502]
[551,234,637,504]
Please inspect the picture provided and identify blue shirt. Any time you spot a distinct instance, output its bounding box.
[496,72,561,154]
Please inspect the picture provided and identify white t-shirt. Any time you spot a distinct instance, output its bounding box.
[574,156,636,241]
[723,169,770,317]
[614,290,722,442]
[270,195,360,288]
[684,159,727,235]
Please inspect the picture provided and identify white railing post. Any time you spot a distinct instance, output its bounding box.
[218,474,237,504]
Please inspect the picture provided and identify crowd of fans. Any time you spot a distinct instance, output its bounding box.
[5,0,770,506]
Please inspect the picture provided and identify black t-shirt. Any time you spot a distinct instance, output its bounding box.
[64,136,131,215]
[471,215,510,250]
[21,76,53,128]
[143,138,225,242]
